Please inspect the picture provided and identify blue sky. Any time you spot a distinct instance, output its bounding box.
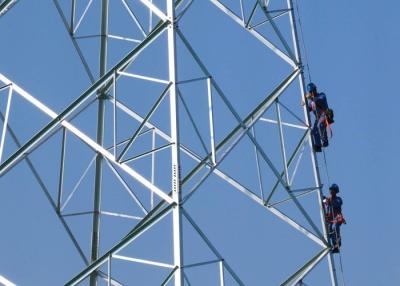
[0,0,399,285]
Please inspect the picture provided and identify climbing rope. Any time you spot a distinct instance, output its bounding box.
[338,251,347,286]
[294,0,312,83]
[294,1,348,285]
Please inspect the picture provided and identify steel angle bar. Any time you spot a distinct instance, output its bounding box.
[0,111,89,265]
[183,259,221,269]
[139,0,168,21]
[250,10,290,30]
[104,158,148,215]
[110,98,172,143]
[289,146,305,186]
[257,0,297,62]
[259,118,308,130]
[280,247,331,286]
[97,262,125,286]
[266,206,326,247]
[0,83,12,92]
[175,0,193,22]
[247,126,267,199]
[245,1,258,28]
[100,211,143,220]
[106,128,155,152]
[177,89,209,155]
[207,77,217,165]
[151,130,155,208]
[269,188,319,207]
[113,254,175,268]
[181,208,245,286]
[0,0,19,17]
[276,101,290,185]
[166,0,184,283]
[181,68,300,187]
[0,85,12,163]
[72,0,93,34]
[278,100,307,126]
[62,211,94,218]
[57,128,67,211]
[73,34,101,40]
[117,71,169,84]
[61,155,96,212]
[177,76,209,85]
[65,202,176,286]
[70,0,76,33]
[209,0,295,67]
[121,142,173,164]
[239,0,245,21]
[0,275,16,286]
[53,0,95,83]
[118,82,172,161]
[107,34,142,43]
[0,21,169,177]
[121,0,147,37]
[161,267,179,286]
[219,260,225,286]
[112,71,117,158]
[289,186,321,193]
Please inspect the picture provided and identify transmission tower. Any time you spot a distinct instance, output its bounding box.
[0,0,341,285]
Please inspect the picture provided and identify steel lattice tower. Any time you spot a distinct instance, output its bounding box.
[0,0,341,285]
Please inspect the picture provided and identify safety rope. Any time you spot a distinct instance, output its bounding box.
[338,251,347,286]
[294,1,347,285]
[294,0,312,83]
[322,149,331,186]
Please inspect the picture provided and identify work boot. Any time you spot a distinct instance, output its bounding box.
[313,145,322,152]
[331,246,339,254]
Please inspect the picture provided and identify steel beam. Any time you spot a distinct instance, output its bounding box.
[90,1,109,284]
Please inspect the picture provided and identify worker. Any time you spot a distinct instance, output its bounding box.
[323,183,345,253]
[304,83,330,152]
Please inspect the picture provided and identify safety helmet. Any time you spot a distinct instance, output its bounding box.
[307,82,317,93]
[329,183,339,193]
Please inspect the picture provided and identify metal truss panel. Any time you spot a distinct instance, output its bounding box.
[0,0,339,285]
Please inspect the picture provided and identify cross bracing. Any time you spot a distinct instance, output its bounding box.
[0,0,339,285]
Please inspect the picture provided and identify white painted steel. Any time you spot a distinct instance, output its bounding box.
[0,74,173,204]
[167,0,184,284]
[0,86,12,164]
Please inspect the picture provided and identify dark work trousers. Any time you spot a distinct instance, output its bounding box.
[312,115,329,147]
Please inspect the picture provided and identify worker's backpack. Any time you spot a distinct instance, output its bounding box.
[325,108,334,124]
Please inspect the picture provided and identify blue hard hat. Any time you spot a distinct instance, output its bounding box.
[307,82,317,93]
[329,183,339,193]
